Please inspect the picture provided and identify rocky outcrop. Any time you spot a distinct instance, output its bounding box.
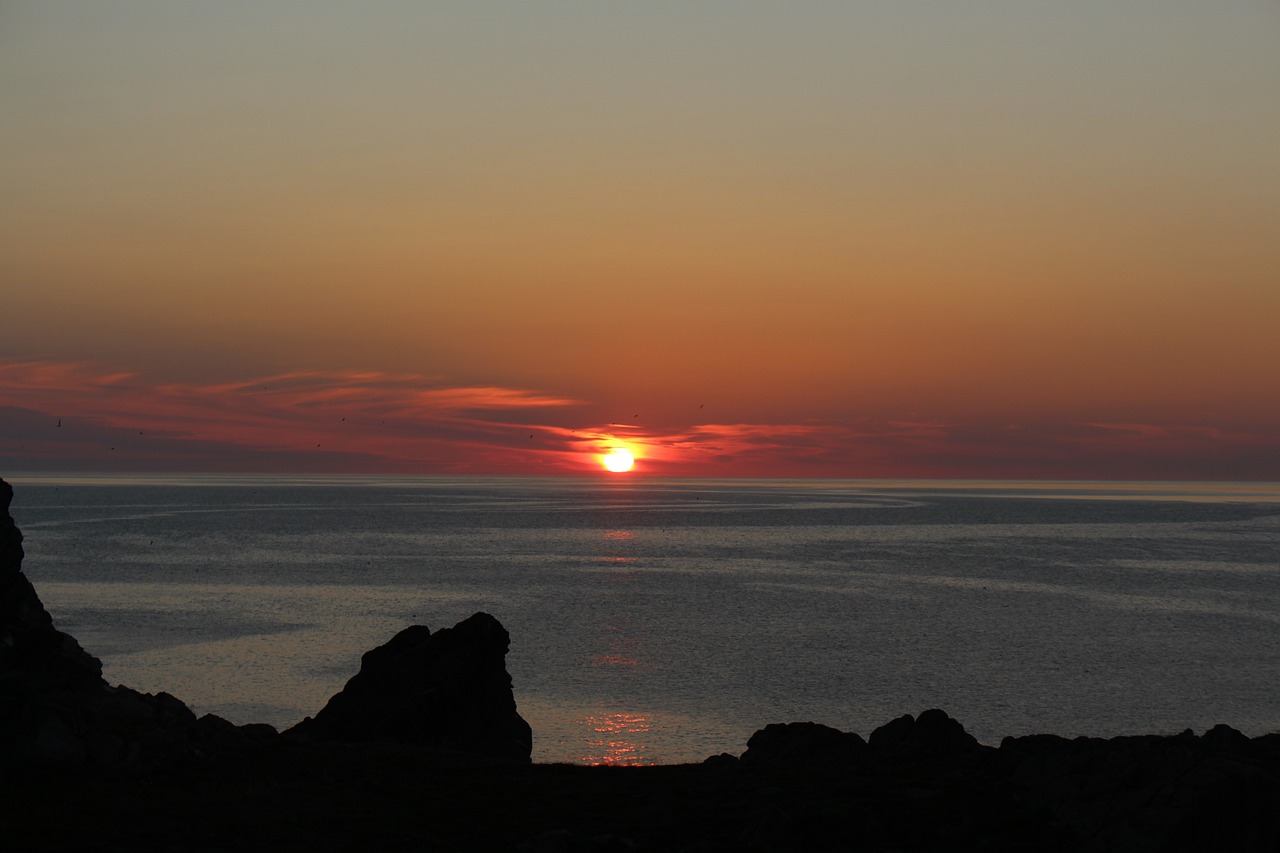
[740,720,867,766]
[0,479,104,694]
[2,477,533,768]
[736,710,981,769]
[867,707,983,760]
[996,727,1280,851]
[1,477,216,766]
[2,475,111,763]
[725,714,1280,851]
[287,614,533,763]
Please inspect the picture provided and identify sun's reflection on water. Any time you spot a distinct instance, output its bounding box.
[590,631,643,669]
[580,711,654,765]
[574,527,658,764]
[597,529,637,565]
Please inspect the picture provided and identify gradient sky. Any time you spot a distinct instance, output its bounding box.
[3,1,1278,479]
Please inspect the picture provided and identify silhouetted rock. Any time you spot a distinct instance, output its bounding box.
[2,477,112,763]
[1201,722,1252,753]
[996,728,1280,851]
[4,477,529,768]
[287,613,533,763]
[740,721,866,766]
[701,751,738,770]
[0,477,270,767]
[0,479,104,695]
[867,708,984,760]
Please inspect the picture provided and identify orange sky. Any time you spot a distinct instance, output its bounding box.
[2,3,1278,479]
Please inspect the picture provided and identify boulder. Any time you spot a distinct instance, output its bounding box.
[740,721,866,766]
[867,708,983,761]
[287,613,533,763]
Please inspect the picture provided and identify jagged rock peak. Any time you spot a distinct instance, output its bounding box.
[287,612,533,763]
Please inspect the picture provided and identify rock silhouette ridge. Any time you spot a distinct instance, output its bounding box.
[0,477,531,767]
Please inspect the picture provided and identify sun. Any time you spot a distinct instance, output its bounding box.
[601,449,635,473]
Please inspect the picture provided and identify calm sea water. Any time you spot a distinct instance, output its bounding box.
[6,474,1280,765]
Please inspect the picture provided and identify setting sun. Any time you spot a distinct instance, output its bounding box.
[601,449,635,473]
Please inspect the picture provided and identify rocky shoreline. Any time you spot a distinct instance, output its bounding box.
[3,478,1278,851]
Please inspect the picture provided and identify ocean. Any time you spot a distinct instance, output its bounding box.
[6,474,1280,765]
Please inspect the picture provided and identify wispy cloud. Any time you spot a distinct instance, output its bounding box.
[0,361,589,474]
[2,360,1276,479]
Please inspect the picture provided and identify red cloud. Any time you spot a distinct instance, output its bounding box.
[0,361,588,474]
[2,360,1276,479]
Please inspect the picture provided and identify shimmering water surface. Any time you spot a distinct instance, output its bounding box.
[7,475,1280,764]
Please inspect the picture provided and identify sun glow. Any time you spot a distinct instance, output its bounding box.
[601,449,635,473]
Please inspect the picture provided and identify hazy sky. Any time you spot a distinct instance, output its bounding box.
[3,1,1278,478]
